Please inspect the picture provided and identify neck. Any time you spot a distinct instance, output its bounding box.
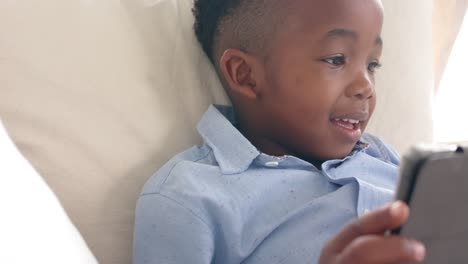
[237,121,325,168]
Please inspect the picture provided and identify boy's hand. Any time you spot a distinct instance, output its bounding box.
[319,201,426,264]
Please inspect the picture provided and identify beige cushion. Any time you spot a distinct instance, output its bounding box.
[0,1,227,263]
[0,0,434,263]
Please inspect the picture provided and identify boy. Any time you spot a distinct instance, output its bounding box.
[134,0,426,263]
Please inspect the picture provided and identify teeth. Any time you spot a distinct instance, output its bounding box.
[335,118,360,124]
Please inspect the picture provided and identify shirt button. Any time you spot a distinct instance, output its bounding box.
[265,161,280,167]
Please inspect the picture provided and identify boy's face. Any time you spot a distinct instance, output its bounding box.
[250,0,384,162]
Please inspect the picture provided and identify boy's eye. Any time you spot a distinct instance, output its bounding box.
[368,61,382,73]
[322,55,346,66]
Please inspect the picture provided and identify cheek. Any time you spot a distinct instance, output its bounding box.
[369,93,377,114]
[262,56,342,118]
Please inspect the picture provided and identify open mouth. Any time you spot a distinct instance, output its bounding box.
[330,118,361,131]
[330,117,365,142]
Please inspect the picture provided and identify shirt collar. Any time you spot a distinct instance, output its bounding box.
[197,105,260,174]
[354,139,369,152]
[197,104,370,174]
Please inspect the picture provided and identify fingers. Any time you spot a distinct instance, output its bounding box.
[338,235,426,263]
[319,201,426,264]
[325,201,409,253]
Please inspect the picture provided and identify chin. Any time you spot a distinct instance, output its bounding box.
[327,145,356,160]
[293,136,358,162]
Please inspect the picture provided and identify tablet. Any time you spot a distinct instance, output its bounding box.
[392,144,468,263]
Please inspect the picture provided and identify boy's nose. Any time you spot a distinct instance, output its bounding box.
[346,70,374,100]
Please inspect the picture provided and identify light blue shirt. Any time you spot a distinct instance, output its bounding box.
[134,105,400,264]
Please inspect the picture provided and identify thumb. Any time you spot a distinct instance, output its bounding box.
[325,201,409,253]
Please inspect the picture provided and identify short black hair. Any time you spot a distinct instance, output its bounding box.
[193,0,242,63]
[193,0,285,65]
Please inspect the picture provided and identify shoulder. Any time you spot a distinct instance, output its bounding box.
[141,144,215,196]
[361,133,400,166]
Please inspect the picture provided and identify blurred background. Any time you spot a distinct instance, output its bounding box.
[368,0,468,151]
[433,0,468,144]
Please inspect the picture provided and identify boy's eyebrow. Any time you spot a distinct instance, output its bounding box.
[326,28,383,46]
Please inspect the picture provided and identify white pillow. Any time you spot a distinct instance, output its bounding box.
[0,121,98,264]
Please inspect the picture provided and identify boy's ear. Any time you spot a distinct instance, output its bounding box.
[218,49,263,100]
